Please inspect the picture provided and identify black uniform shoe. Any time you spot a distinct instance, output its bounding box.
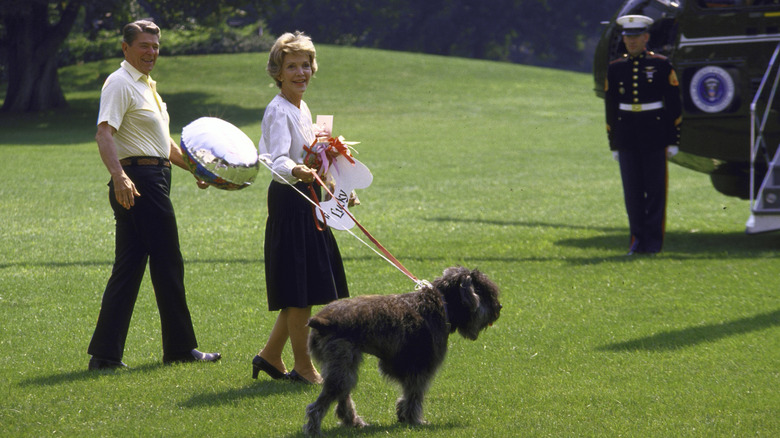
[88,356,128,371]
[626,239,640,256]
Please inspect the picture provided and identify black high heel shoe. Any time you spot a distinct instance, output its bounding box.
[287,369,316,385]
[252,355,286,380]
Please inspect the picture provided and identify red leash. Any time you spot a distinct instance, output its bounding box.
[311,172,419,283]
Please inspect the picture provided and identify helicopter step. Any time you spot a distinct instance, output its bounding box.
[746,147,780,234]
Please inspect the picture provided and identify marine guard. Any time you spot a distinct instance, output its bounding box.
[604,15,682,254]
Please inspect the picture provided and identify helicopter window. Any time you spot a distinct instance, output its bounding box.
[618,0,680,24]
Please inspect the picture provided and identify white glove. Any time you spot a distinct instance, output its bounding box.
[667,146,679,158]
[612,151,620,161]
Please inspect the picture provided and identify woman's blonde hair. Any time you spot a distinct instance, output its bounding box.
[267,31,318,88]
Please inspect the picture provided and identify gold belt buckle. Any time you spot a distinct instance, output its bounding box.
[632,103,642,112]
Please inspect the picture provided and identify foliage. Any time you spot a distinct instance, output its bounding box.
[0,0,273,112]
[134,0,268,28]
[0,47,778,437]
[264,0,625,71]
[57,23,274,67]
[0,0,626,112]
[158,23,272,56]
[57,0,275,66]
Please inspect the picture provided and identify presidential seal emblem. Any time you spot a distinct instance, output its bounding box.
[689,65,735,113]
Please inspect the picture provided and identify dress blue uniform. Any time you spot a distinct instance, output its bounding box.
[605,15,682,254]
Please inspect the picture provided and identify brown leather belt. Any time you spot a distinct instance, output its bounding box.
[119,156,170,167]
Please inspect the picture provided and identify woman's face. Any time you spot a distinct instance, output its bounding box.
[279,52,313,99]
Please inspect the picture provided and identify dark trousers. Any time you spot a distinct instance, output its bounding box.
[618,146,668,253]
[88,164,197,362]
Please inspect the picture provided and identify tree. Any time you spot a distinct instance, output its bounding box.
[0,0,87,112]
[0,0,271,113]
[0,0,621,113]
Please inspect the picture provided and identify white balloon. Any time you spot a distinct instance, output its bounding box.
[181,117,259,190]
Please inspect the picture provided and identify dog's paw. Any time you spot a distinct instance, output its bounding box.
[302,422,323,437]
[351,416,368,428]
[339,414,368,428]
[404,418,429,426]
[396,413,428,426]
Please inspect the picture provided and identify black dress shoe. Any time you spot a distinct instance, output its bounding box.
[252,355,286,380]
[626,239,640,256]
[164,349,221,364]
[88,356,127,371]
[287,369,315,385]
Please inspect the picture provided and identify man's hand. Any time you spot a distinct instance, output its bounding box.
[196,178,210,190]
[112,171,141,209]
[96,122,141,209]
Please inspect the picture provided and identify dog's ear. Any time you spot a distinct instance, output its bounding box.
[307,316,331,332]
[459,275,481,312]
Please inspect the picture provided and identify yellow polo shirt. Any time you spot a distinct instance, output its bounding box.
[97,60,170,160]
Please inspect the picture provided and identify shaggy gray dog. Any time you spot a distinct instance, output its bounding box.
[303,266,501,436]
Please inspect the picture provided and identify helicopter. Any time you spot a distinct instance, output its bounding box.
[593,0,780,233]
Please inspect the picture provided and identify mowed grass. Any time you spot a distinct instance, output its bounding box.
[1,46,778,437]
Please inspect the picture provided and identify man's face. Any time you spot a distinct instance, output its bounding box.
[622,32,649,57]
[123,32,159,75]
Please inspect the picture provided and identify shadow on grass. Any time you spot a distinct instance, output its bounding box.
[0,257,260,270]
[427,217,616,231]
[279,420,464,438]
[427,217,780,262]
[181,383,465,436]
[557,230,780,258]
[597,308,780,352]
[0,93,263,146]
[18,361,165,387]
[5,218,776,270]
[180,380,309,408]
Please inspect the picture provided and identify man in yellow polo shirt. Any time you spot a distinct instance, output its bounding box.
[88,20,220,370]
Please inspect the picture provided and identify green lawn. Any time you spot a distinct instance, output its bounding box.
[0,46,778,437]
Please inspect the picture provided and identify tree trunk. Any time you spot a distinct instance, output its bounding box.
[1,0,83,113]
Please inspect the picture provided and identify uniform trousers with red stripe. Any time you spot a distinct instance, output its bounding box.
[617,146,668,253]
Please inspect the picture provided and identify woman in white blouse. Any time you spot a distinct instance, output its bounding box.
[252,31,349,385]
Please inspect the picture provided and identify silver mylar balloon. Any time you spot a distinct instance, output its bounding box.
[180,117,259,190]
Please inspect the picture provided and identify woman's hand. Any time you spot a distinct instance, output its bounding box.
[313,124,331,138]
[292,164,317,183]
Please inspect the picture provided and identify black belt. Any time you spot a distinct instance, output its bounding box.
[119,156,170,167]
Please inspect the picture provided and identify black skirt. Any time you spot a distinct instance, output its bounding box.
[264,181,349,311]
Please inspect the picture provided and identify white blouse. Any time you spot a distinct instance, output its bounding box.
[258,94,315,184]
